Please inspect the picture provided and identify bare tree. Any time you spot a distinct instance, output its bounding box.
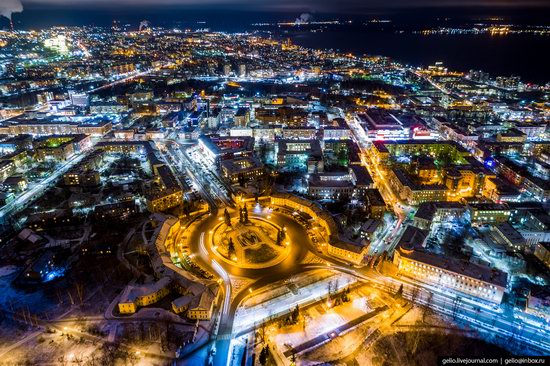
[327,280,333,299]
[260,320,267,344]
[410,286,419,305]
[67,289,75,305]
[76,283,85,305]
[422,292,434,323]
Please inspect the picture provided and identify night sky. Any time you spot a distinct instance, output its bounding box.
[18,0,550,12]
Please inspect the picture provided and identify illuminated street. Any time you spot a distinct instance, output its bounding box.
[0,3,549,366]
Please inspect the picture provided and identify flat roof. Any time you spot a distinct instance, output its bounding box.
[331,239,367,254]
[400,247,508,288]
[349,165,374,186]
[495,222,525,244]
[365,188,385,206]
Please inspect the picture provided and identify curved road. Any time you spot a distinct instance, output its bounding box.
[179,204,331,365]
[186,207,312,279]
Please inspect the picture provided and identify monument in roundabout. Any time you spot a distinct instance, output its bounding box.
[210,205,290,269]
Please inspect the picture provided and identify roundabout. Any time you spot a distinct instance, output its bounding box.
[180,202,316,279]
[172,198,359,366]
[210,208,291,269]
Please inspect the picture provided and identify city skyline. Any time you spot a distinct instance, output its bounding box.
[0,3,549,366]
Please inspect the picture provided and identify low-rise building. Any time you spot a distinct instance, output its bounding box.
[492,222,526,252]
[198,135,255,167]
[276,139,323,173]
[187,288,218,320]
[220,157,264,184]
[413,202,465,230]
[118,277,172,314]
[525,285,550,320]
[328,240,368,265]
[468,203,511,225]
[388,167,447,205]
[523,176,550,203]
[322,118,350,141]
[233,107,250,127]
[394,241,507,304]
[483,177,521,203]
[146,165,183,212]
[93,201,139,221]
[63,170,100,187]
[534,242,550,269]
[365,188,386,219]
[271,193,369,264]
[3,175,28,192]
[119,214,220,320]
[0,160,16,181]
[308,172,354,199]
[282,127,317,140]
[360,219,383,241]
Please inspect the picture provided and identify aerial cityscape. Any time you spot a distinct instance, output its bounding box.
[0,0,549,365]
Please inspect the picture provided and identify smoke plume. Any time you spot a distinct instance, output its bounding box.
[295,13,313,24]
[0,0,23,21]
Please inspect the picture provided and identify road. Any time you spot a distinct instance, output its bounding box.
[181,210,550,365]
[160,129,549,364]
[87,62,174,94]
[343,110,415,254]
[177,204,324,366]
[160,139,233,209]
[329,263,550,354]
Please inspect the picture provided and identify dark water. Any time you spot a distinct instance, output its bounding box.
[4,5,550,84]
[289,29,550,84]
